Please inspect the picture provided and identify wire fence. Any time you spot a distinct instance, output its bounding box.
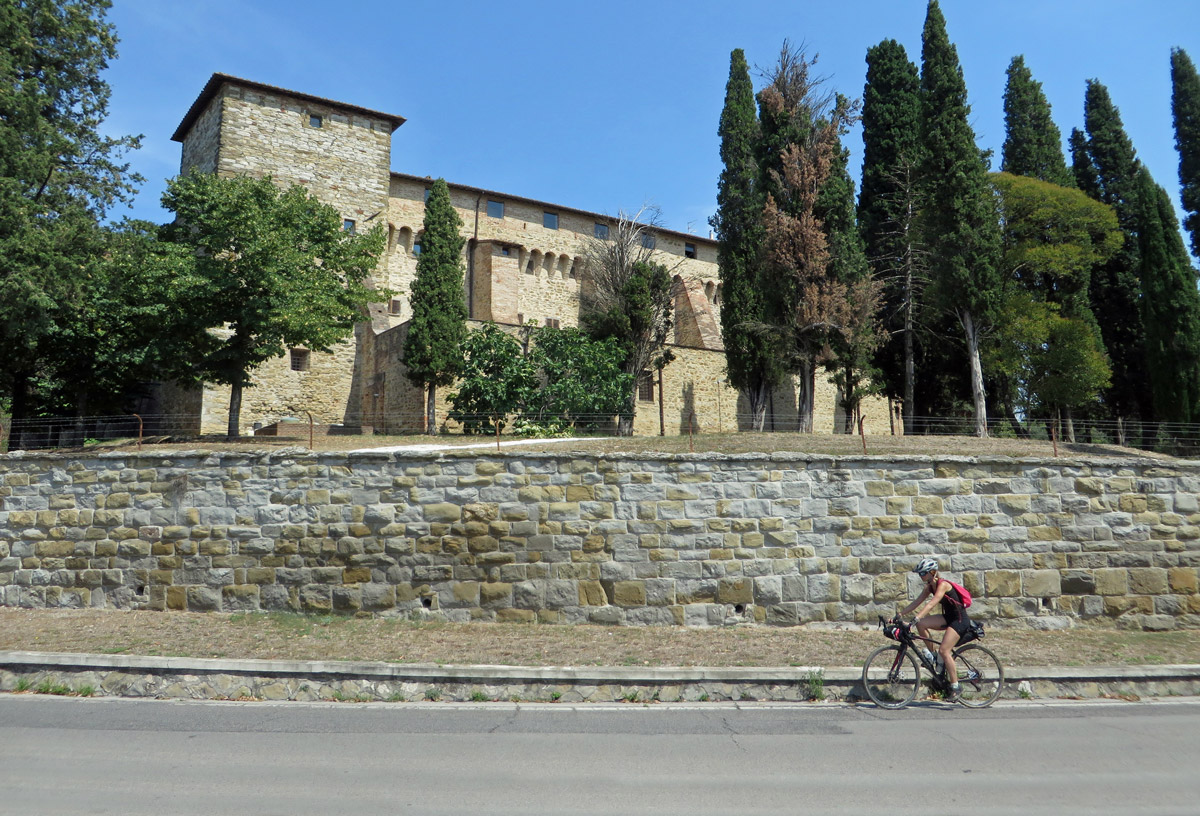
[2,410,1200,455]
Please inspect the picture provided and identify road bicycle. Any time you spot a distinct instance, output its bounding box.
[860,616,1004,709]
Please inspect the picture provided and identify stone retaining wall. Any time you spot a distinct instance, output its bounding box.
[0,449,1198,631]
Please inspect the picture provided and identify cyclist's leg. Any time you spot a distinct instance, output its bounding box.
[915,614,947,641]
[940,624,961,683]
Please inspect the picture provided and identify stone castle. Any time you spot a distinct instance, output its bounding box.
[165,74,892,438]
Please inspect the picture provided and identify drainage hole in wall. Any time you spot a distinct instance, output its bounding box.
[421,596,432,609]
[734,604,746,615]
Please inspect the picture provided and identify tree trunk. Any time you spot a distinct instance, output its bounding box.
[8,371,31,450]
[227,381,243,439]
[745,378,769,432]
[960,309,988,438]
[426,384,438,436]
[1064,406,1076,443]
[796,359,815,433]
[903,271,915,435]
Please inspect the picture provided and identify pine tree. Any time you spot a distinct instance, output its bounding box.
[858,38,922,431]
[918,0,1002,437]
[1075,80,1150,431]
[1001,56,1073,187]
[404,178,468,435]
[1135,166,1200,425]
[1171,47,1200,259]
[710,48,778,431]
[0,0,142,435]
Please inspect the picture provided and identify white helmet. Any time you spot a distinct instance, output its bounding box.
[914,558,938,576]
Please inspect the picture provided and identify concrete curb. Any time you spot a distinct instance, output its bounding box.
[2,651,1198,704]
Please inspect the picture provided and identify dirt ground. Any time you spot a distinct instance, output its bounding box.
[1,609,1197,668]
[63,429,1178,460]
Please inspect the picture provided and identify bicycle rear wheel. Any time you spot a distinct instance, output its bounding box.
[953,643,1004,707]
[861,645,921,709]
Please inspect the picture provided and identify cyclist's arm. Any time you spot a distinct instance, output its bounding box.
[899,585,932,617]
[913,580,949,620]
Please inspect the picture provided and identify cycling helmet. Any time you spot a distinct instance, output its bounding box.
[914,558,938,576]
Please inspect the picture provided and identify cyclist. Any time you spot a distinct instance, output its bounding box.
[897,557,971,702]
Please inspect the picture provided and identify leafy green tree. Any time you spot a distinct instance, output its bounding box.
[1073,79,1151,431]
[711,48,779,431]
[1023,313,1112,429]
[992,172,1121,317]
[45,221,212,421]
[919,0,1002,437]
[161,172,385,438]
[404,177,468,435]
[1135,167,1200,425]
[525,325,633,433]
[0,0,142,433]
[1171,47,1200,258]
[1001,56,1073,186]
[859,39,923,430]
[446,323,537,435]
[580,208,674,436]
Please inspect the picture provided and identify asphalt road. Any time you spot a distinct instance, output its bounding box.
[2,696,1197,815]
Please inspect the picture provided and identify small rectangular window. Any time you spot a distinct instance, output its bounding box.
[499,245,510,256]
[638,371,654,402]
[309,114,323,128]
[685,243,697,259]
[423,188,431,202]
[290,349,311,372]
[543,212,558,230]
[594,223,609,240]
[388,299,403,316]
[543,317,560,329]
[412,242,422,255]
[640,233,656,250]
[343,219,356,234]
[487,200,504,218]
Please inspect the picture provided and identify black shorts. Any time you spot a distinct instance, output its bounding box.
[943,608,971,638]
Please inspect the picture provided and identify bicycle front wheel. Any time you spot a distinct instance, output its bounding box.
[861,644,922,709]
[953,643,1004,708]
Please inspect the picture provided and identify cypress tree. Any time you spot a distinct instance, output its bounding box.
[1171,47,1200,258]
[1001,56,1073,186]
[1136,166,1200,425]
[1069,127,1102,199]
[918,0,1002,437]
[1075,80,1151,430]
[404,177,468,435]
[858,39,922,431]
[710,48,777,430]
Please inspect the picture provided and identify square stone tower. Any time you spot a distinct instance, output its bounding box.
[168,75,406,434]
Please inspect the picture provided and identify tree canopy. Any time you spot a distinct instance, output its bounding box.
[161,172,385,437]
[0,0,142,432]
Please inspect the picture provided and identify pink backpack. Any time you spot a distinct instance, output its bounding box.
[940,579,973,609]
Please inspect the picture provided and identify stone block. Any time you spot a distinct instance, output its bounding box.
[1094,568,1129,596]
[1168,567,1198,594]
[986,570,1021,597]
[1022,570,1061,598]
[479,581,512,608]
[1061,570,1095,595]
[1128,567,1169,596]
[717,577,752,605]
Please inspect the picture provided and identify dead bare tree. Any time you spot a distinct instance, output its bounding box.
[580,205,676,436]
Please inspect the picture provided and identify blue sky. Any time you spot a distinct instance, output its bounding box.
[103,0,1200,243]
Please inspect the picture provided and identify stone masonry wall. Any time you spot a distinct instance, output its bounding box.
[1,450,1197,631]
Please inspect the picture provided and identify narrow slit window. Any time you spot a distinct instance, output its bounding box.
[638,371,654,402]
